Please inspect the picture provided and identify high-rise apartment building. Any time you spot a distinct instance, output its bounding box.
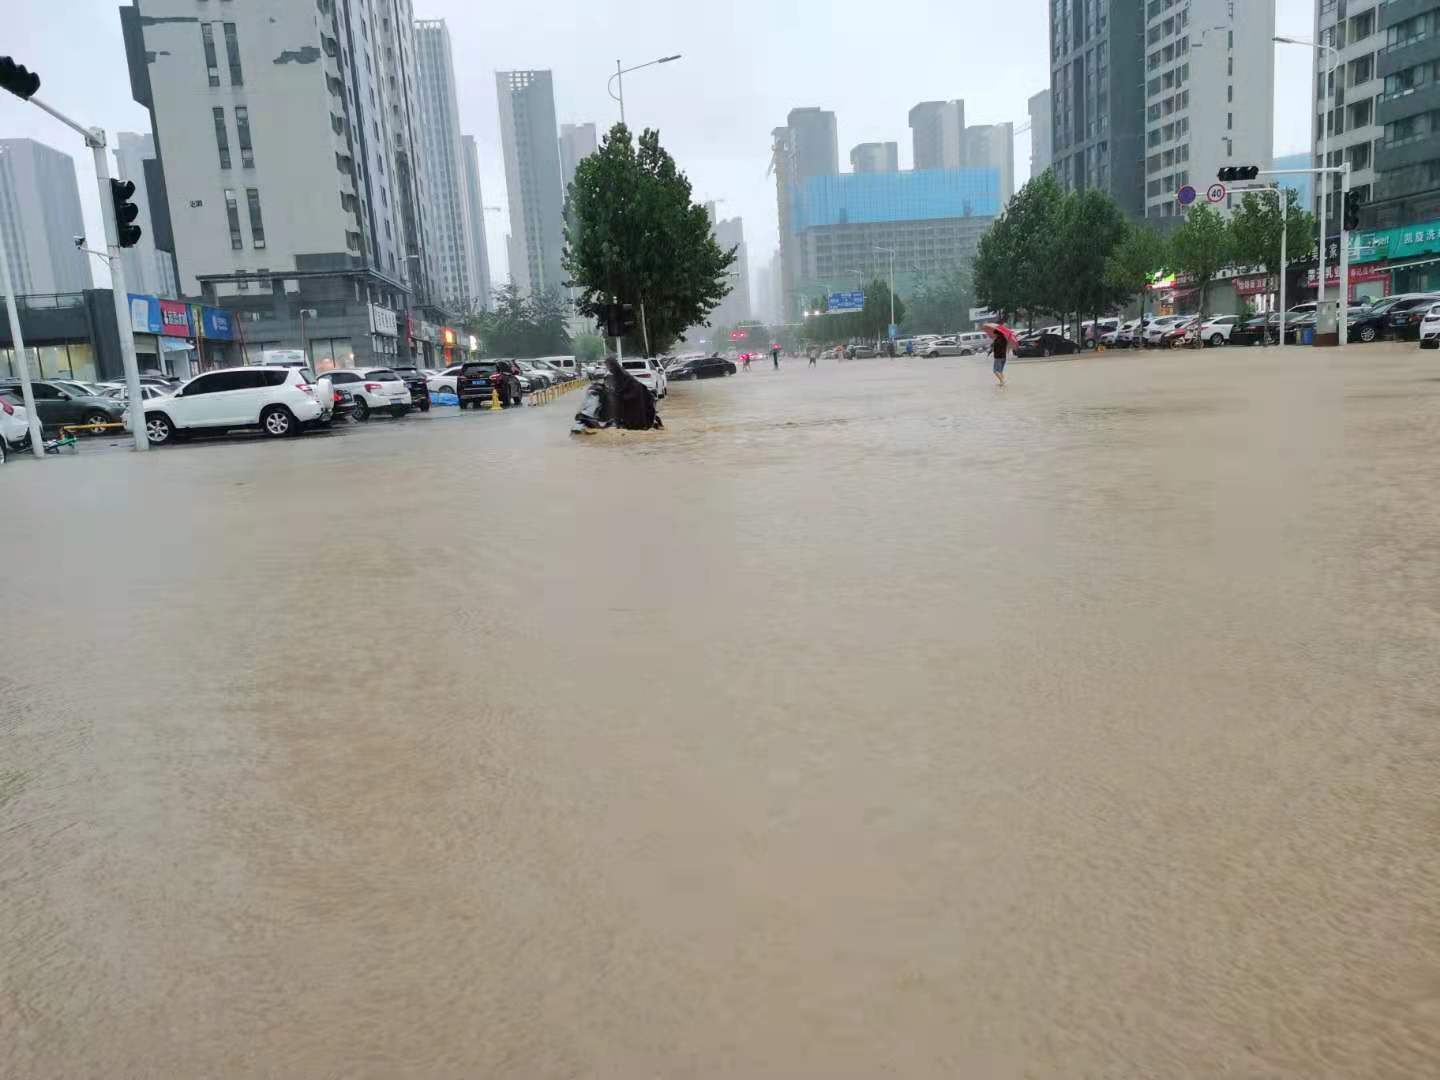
[909,101,965,169]
[1311,0,1381,232]
[706,205,751,327]
[771,108,839,320]
[121,0,444,367]
[415,20,481,313]
[1028,89,1054,176]
[461,135,493,311]
[963,123,1015,200]
[1048,1,1146,217]
[1141,0,1274,219]
[0,139,93,295]
[113,132,179,298]
[850,142,899,173]
[496,70,565,295]
[559,122,598,196]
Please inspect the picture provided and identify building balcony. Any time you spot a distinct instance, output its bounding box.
[1376,79,1440,125]
[1379,0,1437,31]
[1375,130,1440,173]
[1377,33,1440,79]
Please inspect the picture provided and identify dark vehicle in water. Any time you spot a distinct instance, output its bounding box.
[1384,294,1440,341]
[1014,332,1080,358]
[0,378,126,433]
[458,359,523,409]
[1230,314,1279,346]
[391,366,432,411]
[668,355,737,380]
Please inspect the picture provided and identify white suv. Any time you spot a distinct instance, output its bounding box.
[323,368,412,421]
[620,357,667,398]
[1419,301,1440,349]
[1198,314,1240,346]
[127,366,323,444]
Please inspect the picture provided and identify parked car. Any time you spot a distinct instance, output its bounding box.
[668,354,737,380]
[1141,315,1190,346]
[528,358,573,382]
[618,357,667,397]
[1346,294,1418,343]
[1197,314,1241,346]
[98,374,179,394]
[426,364,465,396]
[0,378,127,434]
[391,365,432,412]
[102,383,172,402]
[1228,313,1276,346]
[124,365,323,444]
[1285,311,1318,343]
[919,337,965,357]
[322,368,412,420]
[1015,332,1080,358]
[1418,301,1440,349]
[847,344,878,359]
[516,359,557,388]
[1,389,32,457]
[459,359,523,408]
[1387,294,1440,340]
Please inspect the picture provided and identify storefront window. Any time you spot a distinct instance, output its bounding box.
[308,337,353,371]
[65,343,97,382]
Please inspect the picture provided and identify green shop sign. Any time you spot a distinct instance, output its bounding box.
[1349,220,1440,264]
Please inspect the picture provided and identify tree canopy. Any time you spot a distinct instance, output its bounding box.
[904,267,972,334]
[1104,224,1169,317]
[1227,188,1316,304]
[463,283,571,358]
[1169,204,1233,315]
[563,123,734,355]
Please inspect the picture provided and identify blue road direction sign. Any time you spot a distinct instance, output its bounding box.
[888,323,898,340]
[827,290,864,313]
[1176,184,1197,206]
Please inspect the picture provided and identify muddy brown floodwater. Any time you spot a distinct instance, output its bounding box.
[3,344,1439,1077]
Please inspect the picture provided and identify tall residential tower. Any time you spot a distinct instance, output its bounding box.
[0,138,93,295]
[496,70,565,295]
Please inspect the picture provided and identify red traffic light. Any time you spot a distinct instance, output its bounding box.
[0,56,41,101]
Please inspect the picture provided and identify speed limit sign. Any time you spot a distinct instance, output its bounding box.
[1206,182,1227,203]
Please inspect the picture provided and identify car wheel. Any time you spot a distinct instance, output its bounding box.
[261,405,295,438]
[144,413,174,446]
[84,410,113,433]
[352,397,370,422]
[1209,333,1224,347]
[1042,346,1052,357]
[1359,325,1377,343]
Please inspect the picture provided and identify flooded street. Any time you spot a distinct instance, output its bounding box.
[3,345,1439,1077]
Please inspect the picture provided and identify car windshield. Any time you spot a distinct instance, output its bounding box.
[363,370,398,379]
[621,361,647,371]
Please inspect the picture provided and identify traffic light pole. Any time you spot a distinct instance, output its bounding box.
[0,211,46,457]
[1338,162,1352,346]
[88,137,147,449]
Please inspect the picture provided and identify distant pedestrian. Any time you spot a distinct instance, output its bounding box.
[990,327,1009,386]
[742,352,751,371]
[771,346,780,370]
[808,347,817,367]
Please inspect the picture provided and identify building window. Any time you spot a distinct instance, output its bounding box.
[224,188,243,250]
[245,188,266,248]
[212,107,231,169]
[201,24,220,87]
[222,22,243,85]
[235,106,254,167]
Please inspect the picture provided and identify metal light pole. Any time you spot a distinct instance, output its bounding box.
[607,54,682,126]
[1275,35,1339,315]
[874,246,896,347]
[0,205,46,457]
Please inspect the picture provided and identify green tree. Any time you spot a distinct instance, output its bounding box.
[471,283,571,357]
[1104,224,1170,322]
[572,332,607,364]
[564,124,734,355]
[1227,189,1316,310]
[1170,204,1233,315]
[974,171,1066,325]
[1054,187,1131,339]
[905,267,972,333]
[858,277,906,341]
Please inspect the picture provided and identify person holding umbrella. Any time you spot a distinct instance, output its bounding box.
[983,322,1017,386]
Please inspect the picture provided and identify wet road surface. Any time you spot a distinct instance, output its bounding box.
[3,345,1439,1077]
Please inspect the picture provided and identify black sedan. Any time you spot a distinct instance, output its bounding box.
[1385,294,1440,340]
[1014,332,1080,358]
[1230,314,1278,346]
[668,355,737,380]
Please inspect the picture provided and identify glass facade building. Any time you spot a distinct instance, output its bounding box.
[792,168,1002,232]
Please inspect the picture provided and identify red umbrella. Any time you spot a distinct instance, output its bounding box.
[982,322,1019,348]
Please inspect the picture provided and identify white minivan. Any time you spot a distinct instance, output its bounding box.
[126,365,323,444]
[620,357,667,398]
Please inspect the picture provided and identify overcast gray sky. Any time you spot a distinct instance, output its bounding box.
[6,0,1316,302]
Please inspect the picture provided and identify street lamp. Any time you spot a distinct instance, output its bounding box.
[1276,34,1340,309]
[607,55,682,126]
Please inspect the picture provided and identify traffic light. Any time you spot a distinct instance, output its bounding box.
[0,56,41,101]
[601,302,636,338]
[110,179,143,248]
[1343,189,1363,232]
[1217,165,1260,182]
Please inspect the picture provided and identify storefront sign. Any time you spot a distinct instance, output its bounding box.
[200,307,235,341]
[1348,218,1440,264]
[128,294,163,334]
[1234,274,1278,297]
[158,299,191,336]
[370,304,399,337]
[1306,264,1391,286]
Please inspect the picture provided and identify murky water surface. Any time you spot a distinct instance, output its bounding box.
[3,347,1439,1077]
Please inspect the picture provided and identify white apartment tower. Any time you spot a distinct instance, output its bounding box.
[461,135,493,310]
[559,122,598,196]
[122,0,439,319]
[1143,0,1275,218]
[496,70,565,295]
[113,132,179,298]
[0,138,93,295]
[415,20,480,313]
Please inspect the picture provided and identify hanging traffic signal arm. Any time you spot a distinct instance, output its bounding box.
[1216,165,1261,182]
[0,56,41,101]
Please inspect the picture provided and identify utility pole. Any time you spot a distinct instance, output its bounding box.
[0,198,45,457]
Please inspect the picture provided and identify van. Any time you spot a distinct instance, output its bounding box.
[957,331,990,354]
